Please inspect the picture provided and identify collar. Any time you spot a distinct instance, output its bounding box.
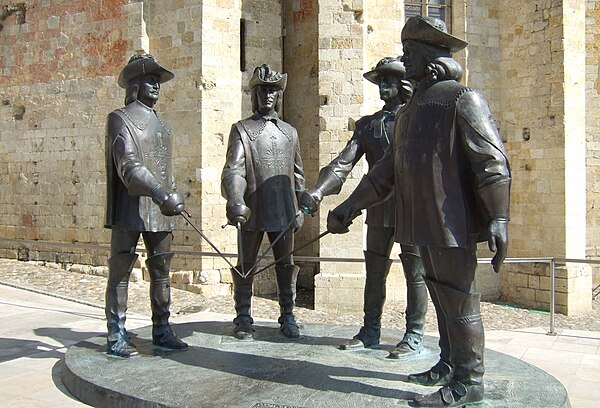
[252,111,279,122]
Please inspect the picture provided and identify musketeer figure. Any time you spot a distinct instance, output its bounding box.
[222,64,305,340]
[327,17,511,407]
[104,54,188,357]
[299,57,427,358]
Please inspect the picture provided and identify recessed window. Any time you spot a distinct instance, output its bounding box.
[405,0,452,32]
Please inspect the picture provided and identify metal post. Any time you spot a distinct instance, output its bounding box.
[548,258,557,336]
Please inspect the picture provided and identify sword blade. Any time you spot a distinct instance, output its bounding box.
[246,230,330,279]
[245,212,301,276]
[180,212,244,278]
[237,222,245,277]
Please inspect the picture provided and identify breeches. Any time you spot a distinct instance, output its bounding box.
[110,228,172,258]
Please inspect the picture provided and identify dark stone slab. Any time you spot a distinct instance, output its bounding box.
[62,321,571,408]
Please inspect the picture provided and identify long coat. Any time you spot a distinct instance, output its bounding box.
[366,80,511,248]
[105,100,177,232]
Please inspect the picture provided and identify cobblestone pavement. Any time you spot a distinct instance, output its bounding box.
[1,258,599,334]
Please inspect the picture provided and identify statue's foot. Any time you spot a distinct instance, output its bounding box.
[233,316,255,340]
[411,380,483,407]
[279,315,300,339]
[407,361,452,386]
[339,327,379,350]
[387,333,423,359]
[339,336,379,350]
[153,327,189,350]
[234,327,254,340]
[107,338,138,358]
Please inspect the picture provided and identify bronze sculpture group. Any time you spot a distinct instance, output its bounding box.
[104,15,510,408]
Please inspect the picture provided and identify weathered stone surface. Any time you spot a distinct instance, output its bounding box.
[62,321,571,408]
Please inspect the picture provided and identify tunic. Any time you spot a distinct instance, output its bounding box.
[222,112,305,232]
[105,100,177,232]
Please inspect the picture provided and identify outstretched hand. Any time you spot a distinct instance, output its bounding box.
[327,210,350,234]
[487,219,508,273]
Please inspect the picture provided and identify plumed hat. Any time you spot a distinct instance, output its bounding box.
[249,64,287,91]
[401,16,468,54]
[118,54,174,89]
[363,57,406,84]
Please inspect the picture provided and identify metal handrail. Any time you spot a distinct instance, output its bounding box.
[174,251,598,336]
[2,237,599,336]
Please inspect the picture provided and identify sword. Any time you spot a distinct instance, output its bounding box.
[244,211,302,277]
[180,211,244,278]
[236,222,245,277]
[245,229,330,279]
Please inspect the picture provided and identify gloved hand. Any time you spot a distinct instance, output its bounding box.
[327,201,359,234]
[151,185,185,216]
[487,218,509,273]
[298,189,323,215]
[226,203,252,225]
[160,192,185,216]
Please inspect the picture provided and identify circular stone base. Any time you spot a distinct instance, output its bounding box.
[62,321,571,408]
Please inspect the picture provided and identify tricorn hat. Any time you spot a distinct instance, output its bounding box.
[248,64,287,91]
[401,16,468,54]
[363,57,406,84]
[118,54,174,89]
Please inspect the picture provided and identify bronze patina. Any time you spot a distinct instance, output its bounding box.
[327,16,511,407]
[221,64,306,341]
[299,57,428,358]
[104,54,188,357]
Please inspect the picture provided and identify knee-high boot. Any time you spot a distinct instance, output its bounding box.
[275,264,300,339]
[406,276,452,384]
[340,251,392,350]
[363,251,393,344]
[147,253,188,350]
[413,281,484,407]
[389,250,428,358]
[232,265,255,340]
[105,252,138,357]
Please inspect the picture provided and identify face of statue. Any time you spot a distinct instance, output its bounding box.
[137,75,161,107]
[378,76,401,103]
[401,41,428,82]
[256,85,279,115]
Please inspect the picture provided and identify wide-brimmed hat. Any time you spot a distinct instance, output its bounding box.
[401,16,468,54]
[248,64,287,91]
[363,57,406,84]
[118,54,174,88]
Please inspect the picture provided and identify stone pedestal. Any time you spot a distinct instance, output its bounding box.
[62,321,570,408]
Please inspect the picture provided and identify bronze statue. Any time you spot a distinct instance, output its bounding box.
[327,16,510,407]
[104,54,188,357]
[221,64,305,340]
[298,57,427,357]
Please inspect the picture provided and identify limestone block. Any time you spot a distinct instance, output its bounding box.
[186,283,231,298]
[130,268,142,282]
[171,271,194,285]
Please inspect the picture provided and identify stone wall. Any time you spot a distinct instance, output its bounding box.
[0,0,596,315]
[312,1,367,313]
[0,0,130,266]
[586,0,600,288]
[282,0,320,289]
[0,0,284,299]
[497,0,591,315]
